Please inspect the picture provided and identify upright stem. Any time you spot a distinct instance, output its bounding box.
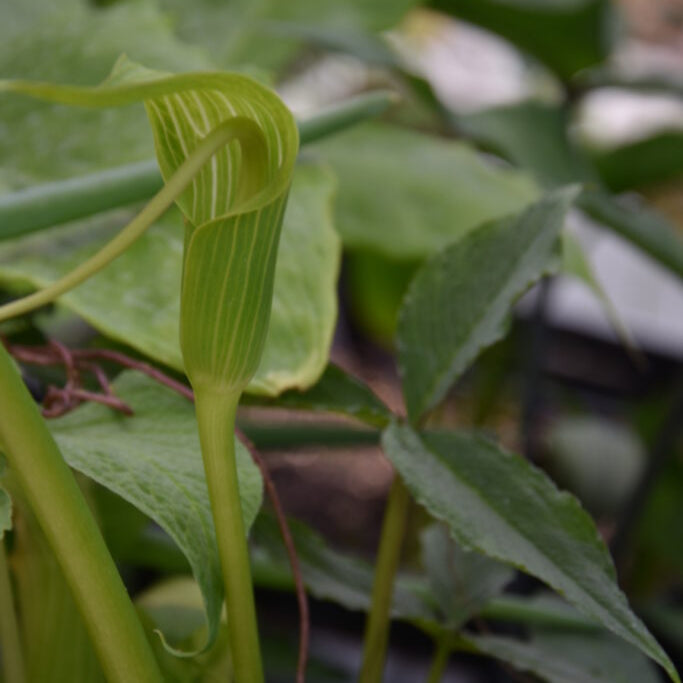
[0,542,25,683]
[194,387,264,683]
[359,474,410,683]
[425,636,451,683]
[0,346,163,683]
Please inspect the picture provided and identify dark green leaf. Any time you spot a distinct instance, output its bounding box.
[397,188,576,422]
[48,371,263,653]
[382,423,678,681]
[313,122,539,260]
[432,0,616,80]
[244,363,392,428]
[589,131,683,192]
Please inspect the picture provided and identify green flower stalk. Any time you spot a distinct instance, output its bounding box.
[0,57,299,681]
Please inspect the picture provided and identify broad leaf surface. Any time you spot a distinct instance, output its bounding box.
[312,122,539,260]
[48,371,263,653]
[421,524,513,628]
[398,188,576,422]
[245,363,392,428]
[431,0,616,80]
[468,630,661,683]
[0,162,339,394]
[382,423,678,681]
[0,0,211,191]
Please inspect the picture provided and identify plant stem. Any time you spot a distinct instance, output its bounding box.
[358,474,410,683]
[194,387,264,683]
[0,161,162,241]
[479,595,600,631]
[0,541,25,683]
[0,90,396,240]
[425,636,451,683]
[0,90,396,242]
[0,345,163,683]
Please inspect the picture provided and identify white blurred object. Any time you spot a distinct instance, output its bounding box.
[577,87,683,148]
[278,54,374,117]
[386,10,536,112]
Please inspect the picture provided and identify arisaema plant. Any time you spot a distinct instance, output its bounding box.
[0,56,299,682]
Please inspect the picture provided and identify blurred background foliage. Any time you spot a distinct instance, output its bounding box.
[0,0,682,681]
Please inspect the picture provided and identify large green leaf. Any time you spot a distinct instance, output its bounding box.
[312,122,539,260]
[382,422,679,682]
[397,188,575,422]
[0,0,211,191]
[0,162,339,394]
[432,0,616,80]
[468,630,661,683]
[47,371,263,653]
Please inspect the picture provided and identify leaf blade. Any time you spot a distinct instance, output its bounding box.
[398,188,577,422]
[382,423,679,682]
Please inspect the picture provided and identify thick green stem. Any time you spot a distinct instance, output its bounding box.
[0,345,163,683]
[359,475,410,683]
[425,636,451,683]
[0,90,396,242]
[194,387,264,683]
[0,541,25,683]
